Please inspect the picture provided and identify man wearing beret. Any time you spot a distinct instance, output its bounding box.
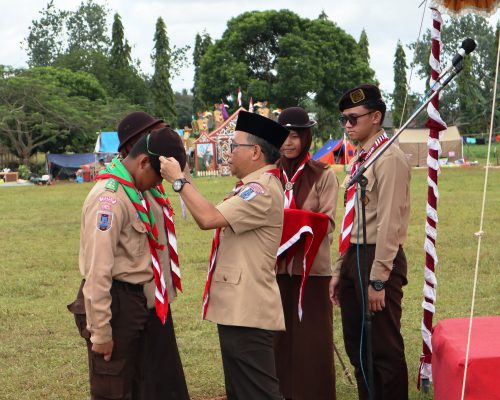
[330,84,411,399]
[68,129,187,400]
[160,111,289,400]
[116,112,190,400]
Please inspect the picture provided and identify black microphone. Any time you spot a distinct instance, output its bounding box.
[437,38,477,81]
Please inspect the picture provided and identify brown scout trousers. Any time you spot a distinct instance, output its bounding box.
[68,279,149,400]
[274,275,336,400]
[218,324,282,400]
[339,245,409,400]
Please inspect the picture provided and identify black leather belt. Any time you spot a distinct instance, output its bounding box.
[112,279,143,292]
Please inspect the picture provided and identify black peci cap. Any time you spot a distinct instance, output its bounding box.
[235,111,289,149]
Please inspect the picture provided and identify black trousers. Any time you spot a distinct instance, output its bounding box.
[140,307,190,400]
[68,279,149,400]
[218,324,282,400]
[339,245,409,400]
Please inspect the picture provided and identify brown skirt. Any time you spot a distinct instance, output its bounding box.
[274,274,336,400]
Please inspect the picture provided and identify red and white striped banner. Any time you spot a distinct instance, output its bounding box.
[419,7,447,386]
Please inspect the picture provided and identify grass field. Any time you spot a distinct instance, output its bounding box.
[0,161,499,399]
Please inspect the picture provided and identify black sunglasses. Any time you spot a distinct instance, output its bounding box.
[230,142,255,152]
[339,110,375,127]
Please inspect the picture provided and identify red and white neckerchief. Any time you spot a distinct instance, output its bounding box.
[202,168,281,319]
[278,209,329,319]
[152,184,182,293]
[338,132,389,255]
[282,153,310,209]
[97,173,169,324]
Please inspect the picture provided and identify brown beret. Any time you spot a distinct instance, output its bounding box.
[338,84,386,113]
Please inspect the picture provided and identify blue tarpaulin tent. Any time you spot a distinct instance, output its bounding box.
[312,138,356,165]
[95,131,119,155]
[46,153,95,179]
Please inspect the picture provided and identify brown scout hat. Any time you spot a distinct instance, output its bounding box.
[278,107,316,129]
[117,111,163,152]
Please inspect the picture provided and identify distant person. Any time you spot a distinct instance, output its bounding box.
[159,111,289,400]
[330,84,411,400]
[67,129,187,400]
[275,107,339,400]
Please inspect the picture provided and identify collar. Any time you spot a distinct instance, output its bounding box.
[359,129,386,153]
[241,164,277,185]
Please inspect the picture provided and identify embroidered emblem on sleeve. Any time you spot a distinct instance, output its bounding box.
[238,183,265,201]
[96,211,113,232]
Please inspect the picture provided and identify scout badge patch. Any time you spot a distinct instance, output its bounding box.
[96,211,113,231]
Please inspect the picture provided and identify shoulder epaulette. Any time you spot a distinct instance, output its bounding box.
[104,178,119,192]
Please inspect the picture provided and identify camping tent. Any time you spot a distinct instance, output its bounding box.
[46,153,95,179]
[95,131,119,158]
[397,126,462,167]
[312,138,356,165]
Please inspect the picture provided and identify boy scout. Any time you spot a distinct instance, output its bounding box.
[330,84,411,400]
[68,129,186,400]
[160,111,289,400]
[117,112,190,400]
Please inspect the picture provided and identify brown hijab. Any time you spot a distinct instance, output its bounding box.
[277,128,326,209]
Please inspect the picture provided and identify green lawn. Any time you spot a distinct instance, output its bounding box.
[0,165,499,399]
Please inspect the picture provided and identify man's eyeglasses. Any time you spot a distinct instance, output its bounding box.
[230,142,255,152]
[339,110,375,127]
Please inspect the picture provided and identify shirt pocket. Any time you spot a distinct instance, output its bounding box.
[361,168,377,210]
[131,220,148,255]
[214,267,242,285]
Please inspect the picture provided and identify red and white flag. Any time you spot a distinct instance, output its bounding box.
[278,209,329,320]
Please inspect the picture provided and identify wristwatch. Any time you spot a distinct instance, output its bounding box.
[369,280,386,291]
[172,177,189,193]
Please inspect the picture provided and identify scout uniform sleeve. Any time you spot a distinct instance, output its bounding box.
[371,153,410,281]
[82,188,125,344]
[332,254,344,278]
[216,181,273,234]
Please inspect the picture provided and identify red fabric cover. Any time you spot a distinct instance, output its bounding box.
[432,316,500,400]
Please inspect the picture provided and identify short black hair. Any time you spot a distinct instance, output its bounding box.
[247,133,281,164]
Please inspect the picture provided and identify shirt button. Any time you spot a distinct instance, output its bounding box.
[223,275,227,282]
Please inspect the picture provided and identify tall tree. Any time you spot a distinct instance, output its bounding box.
[393,41,408,128]
[24,1,67,67]
[358,29,370,64]
[151,17,176,124]
[192,31,213,113]
[110,13,131,70]
[409,14,497,133]
[66,0,110,53]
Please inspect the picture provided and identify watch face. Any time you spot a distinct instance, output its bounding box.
[371,280,385,291]
[173,180,182,191]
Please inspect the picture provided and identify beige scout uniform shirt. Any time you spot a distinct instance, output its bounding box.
[79,179,153,344]
[205,165,286,331]
[333,130,411,281]
[143,190,177,309]
[277,167,339,276]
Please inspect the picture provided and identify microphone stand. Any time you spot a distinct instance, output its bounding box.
[348,61,464,399]
[347,62,464,188]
